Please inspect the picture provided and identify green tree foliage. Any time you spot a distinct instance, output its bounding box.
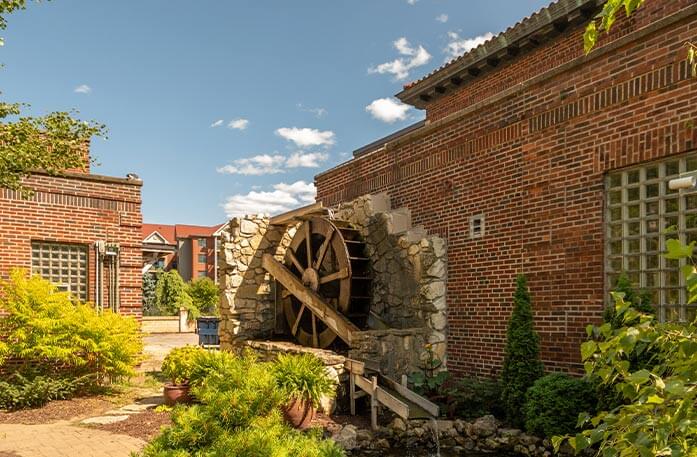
[0,1,106,194]
[188,277,219,316]
[154,270,193,316]
[142,272,158,316]
[584,1,696,75]
[500,275,544,427]
[0,269,142,383]
[556,238,697,455]
[604,272,654,329]
[524,373,597,438]
[139,351,343,457]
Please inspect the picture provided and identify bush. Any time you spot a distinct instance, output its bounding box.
[161,346,205,385]
[523,373,596,438]
[445,377,502,420]
[188,277,219,316]
[272,353,337,408]
[0,373,93,410]
[138,351,343,457]
[500,275,544,427]
[154,270,193,316]
[142,272,159,316]
[604,272,654,329]
[0,269,142,383]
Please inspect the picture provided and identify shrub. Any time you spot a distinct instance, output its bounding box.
[188,277,219,316]
[154,270,192,316]
[0,373,93,410]
[603,272,654,329]
[271,353,337,408]
[161,346,205,385]
[0,269,142,383]
[523,373,596,438]
[500,274,544,427]
[445,377,502,420]
[142,272,159,316]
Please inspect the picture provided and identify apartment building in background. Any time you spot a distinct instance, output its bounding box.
[142,223,225,282]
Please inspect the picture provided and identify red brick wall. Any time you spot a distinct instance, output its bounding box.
[315,1,697,377]
[0,172,143,318]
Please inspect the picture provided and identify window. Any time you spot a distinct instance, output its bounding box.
[606,153,697,322]
[198,254,207,264]
[31,242,88,301]
[469,215,485,238]
[198,238,207,248]
[198,270,208,278]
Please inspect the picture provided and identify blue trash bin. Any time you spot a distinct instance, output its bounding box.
[196,317,220,346]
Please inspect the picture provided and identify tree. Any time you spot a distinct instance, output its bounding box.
[0,1,106,194]
[154,270,192,316]
[500,274,544,428]
[188,277,219,316]
[585,0,696,75]
[142,272,159,316]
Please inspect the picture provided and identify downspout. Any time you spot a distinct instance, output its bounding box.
[214,236,219,284]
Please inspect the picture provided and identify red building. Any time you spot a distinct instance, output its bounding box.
[0,162,143,317]
[142,223,224,282]
[315,0,697,376]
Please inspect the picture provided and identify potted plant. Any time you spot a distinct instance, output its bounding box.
[271,353,336,429]
[161,345,202,405]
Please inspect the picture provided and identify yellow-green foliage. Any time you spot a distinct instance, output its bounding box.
[0,269,142,382]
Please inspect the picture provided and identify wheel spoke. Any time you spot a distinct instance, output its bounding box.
[286,250,304,274]
[305,221,313,268]
[313,227,334,270]
[292,304,306,335]
[319,267,349,284]
[311,314,319,347]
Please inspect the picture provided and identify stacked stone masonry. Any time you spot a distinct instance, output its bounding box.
[315,1,697,376]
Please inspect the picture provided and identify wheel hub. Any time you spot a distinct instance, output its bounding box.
[301,268,319,292]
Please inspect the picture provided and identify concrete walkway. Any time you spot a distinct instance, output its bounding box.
[0,333,197,457]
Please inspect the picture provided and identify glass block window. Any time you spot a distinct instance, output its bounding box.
[31,242,88,301]
[606,154,697,322]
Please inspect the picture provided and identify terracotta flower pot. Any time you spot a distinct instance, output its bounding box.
[282,398,316,429]
[163,383,191,406]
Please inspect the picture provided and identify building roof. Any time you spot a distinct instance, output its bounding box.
[141,223,224,243]
[397,0,601,109]
[353,120,426,158]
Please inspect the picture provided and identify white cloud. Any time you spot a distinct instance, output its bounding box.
[74,84,92,94]
[444,31,494,61]
[365,98,411,124]
[436,14,449,23]
[216,154,286,176]
[369,37,431,80]
[406,0,417,4]
[210,119,224,128]
[223,181,316,218]
[228,118,250,130]
[297,103,328,118]
[286,151,329,168]
[276,127,335,148]
[217,151,328,175]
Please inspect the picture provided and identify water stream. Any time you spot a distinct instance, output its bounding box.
[429,417,441,457]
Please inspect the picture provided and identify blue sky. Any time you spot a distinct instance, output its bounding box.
[1,0,550,225]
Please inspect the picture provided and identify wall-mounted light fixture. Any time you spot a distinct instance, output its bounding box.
[669,174,697,191]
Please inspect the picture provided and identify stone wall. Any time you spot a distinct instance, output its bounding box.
[218,215,296,349]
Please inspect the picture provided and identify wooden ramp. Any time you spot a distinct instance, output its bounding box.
[344,359,439,430]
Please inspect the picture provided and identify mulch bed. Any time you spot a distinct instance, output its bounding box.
[314,412,372,435]
[0,396,115,425]
[87,408,172,441]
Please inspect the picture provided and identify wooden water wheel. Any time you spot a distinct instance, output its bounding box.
[281,217,372,348]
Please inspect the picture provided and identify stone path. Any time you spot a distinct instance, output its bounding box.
[0,332,196,457]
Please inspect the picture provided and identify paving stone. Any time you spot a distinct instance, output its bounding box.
[81,415,131,425]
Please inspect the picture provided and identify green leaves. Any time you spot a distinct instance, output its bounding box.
[584,0,646,54]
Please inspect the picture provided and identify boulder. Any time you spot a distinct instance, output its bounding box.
[472,415,499,437]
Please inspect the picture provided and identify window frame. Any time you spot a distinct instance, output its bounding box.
[31,241,89,302]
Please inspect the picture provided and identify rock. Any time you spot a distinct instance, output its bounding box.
[356,428,373,444]
[334,424,358,451]
[375,438,390,449]
[240,219,258,235]
[389,417,407,432]
[472,415,499,437]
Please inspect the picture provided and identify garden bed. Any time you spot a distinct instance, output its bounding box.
[0,396,115,425]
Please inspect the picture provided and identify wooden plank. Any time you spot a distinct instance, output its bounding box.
[354,374,410,421]
[350,373,356,416]
[371,376,378,430]
[269,202,326,226]
[262,254,358,345]
[380,375,440,418]
[344,358,365,376]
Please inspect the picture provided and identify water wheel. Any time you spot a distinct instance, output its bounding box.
[281,217,372,348]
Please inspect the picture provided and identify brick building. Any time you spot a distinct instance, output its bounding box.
[315,0,697,376]
[142,223,224,282]
[0,163,143,317]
